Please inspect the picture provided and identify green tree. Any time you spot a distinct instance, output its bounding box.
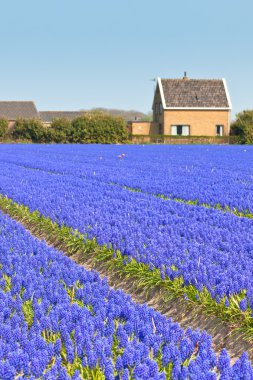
[230,110,253,144]
[0,118,8,139]
[139,111,153,122]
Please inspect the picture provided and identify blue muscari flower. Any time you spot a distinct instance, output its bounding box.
[87,351,97,369]
[31,357,45,378]
[134,363,150,379]
[146,358,159,377]
[57,366,71,380]
[218,349,231,374]
[72,370,81,380]
[66,343,75,364]
[239,298,248,312]
[104,359,114,380]
[231,352,253,378]
[115,355,123,372]
[122,368,130,380]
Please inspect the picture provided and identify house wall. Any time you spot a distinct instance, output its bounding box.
[131,122,160,135]
[163,110,230,136]
[152,85,163,127]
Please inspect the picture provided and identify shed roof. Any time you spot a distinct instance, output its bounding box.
[0,101,38,120]
[39,111,85,123]
[158,78,231,109]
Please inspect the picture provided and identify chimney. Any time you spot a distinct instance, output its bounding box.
[183,71,189,80]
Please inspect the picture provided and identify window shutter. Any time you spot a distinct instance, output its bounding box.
[182,126,189,136]
[171,126,177,135]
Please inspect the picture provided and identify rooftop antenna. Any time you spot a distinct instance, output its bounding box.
[150,77,156,91]
[183,71,189,80]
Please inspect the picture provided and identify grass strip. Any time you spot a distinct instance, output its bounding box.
[108,182,253,219]
[0,194,252,344]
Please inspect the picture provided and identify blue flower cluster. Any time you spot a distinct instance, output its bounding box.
[1,211,252,379]
[0,145,253,313]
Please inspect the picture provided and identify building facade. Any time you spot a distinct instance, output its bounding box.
[131,74,232,137]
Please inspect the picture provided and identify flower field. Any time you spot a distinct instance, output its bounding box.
[0,144,253,378]
[0,144,253,213]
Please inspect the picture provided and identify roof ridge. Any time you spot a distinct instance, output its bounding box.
[0,100,36,103]
[39,110,84,113]
[161,78,224,81]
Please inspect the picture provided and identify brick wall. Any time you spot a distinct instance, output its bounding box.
[163,109,230,136]
[130,122,160,135]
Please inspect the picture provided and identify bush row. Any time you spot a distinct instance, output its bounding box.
[230,110,253,144]
[0,112,129,144]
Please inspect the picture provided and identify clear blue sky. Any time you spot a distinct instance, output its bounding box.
[0,0,252,118]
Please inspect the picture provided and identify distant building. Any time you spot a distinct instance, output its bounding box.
[130,74,232,137]
[0,101,38,129]
[39,111,85,126]
[0,102,86,128]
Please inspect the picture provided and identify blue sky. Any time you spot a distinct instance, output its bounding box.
[0,0,252,118]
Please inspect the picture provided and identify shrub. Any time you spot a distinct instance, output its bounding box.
[50,117,72,143]
[230,110,253,144]
[69,112,129,144]
[0,118,8,139]
[12,118,47,143]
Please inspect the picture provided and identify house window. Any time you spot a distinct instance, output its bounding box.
[159,102,162,114]
[171,125,190,136]
[216,125,224,136]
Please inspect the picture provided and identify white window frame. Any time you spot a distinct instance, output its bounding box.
[216,125,224,136]
[171,125,190,136]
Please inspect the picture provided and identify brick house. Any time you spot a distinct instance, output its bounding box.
[0,101,38,129]
[130,74,232,137]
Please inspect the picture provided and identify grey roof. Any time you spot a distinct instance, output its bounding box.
[39,111,85,123]
[0,101,38,120]
[160,78,230,108]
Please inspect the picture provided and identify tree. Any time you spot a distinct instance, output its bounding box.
[0,118,8,139]
[139,111,153,122]
[230,110,253,144]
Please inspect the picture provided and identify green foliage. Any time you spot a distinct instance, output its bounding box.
[50,117,72,143]
[230,110,253,144]
[22,300,34,328]
[139,111,153,122]
[12,118,48,143]
[0,118,8,139]
[69,112,129,144]
[11,113,128,144]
